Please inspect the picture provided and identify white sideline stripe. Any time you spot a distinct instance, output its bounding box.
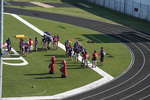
[2,13,114,99]
[7,13,113,79]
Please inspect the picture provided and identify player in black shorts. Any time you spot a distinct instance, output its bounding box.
[100,47,105,64]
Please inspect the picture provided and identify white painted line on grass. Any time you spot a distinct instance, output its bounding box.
[9,48,19,56]
[2,13,114,99]
[2,57,28,66]
[2,48,28,66]
[7,13,113,79]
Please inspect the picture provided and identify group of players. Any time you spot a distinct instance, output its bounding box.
[19,32,60,55]
[3,32,105,72]
[65,40,106,68]
[3,32,60,56]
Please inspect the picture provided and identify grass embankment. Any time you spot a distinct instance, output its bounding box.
[5,0,150,33]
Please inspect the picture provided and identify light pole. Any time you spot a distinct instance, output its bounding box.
[0,0,4,98]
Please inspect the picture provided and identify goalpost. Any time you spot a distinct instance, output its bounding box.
[0,0,4,98]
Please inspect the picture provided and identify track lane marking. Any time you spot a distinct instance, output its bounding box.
[97,35,148,100]
[79,35,145,100]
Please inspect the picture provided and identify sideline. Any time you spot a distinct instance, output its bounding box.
[2,13,114,99]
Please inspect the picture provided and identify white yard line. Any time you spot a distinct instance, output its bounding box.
[2,13,114,99]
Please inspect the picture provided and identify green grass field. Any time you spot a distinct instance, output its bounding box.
[3,15,102,97]
[2,0,137,97]
[3,13,131,97]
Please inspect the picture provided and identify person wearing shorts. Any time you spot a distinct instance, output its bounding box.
[82,51,89,68]
[6,38,11,53]
[92,50,98,68]
[75,47,80,62]
[100,47,105,64]
[34,37,38,51]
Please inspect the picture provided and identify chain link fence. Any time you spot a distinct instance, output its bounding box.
[87,0,150,21]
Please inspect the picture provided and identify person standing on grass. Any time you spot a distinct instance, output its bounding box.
[19,39,24,54]
[100,47,106,64]
[82,51,89,68]
[23,42,29,56]
[74,47,80,63]
[34,37,38,51]
[28,38,33,52]
[65,40,70,56]
[42,35,47,49]
[68,46,74,61]
[73,41,80,62]
[6,38,11,53]
[92,50,98,68]
[53,35,57,49]
[56,35,60,48]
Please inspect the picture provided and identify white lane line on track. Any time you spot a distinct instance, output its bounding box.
[2,13,114,99]
[97,36,148,100]
[79,35,146,100]
[121,83,150,100]
[140,94,150,100]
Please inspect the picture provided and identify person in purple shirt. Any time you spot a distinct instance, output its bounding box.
[19,39,24,54]
[6,38,11,53]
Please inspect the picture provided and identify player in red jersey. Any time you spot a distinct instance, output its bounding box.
[92,50,98,68]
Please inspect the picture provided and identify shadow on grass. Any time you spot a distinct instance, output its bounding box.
[34,76,61,79]
[83,33,150,43]
[83,34,116,43]
[67,67,82,69]
[24,73,49,76]
[44,54,65,58]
